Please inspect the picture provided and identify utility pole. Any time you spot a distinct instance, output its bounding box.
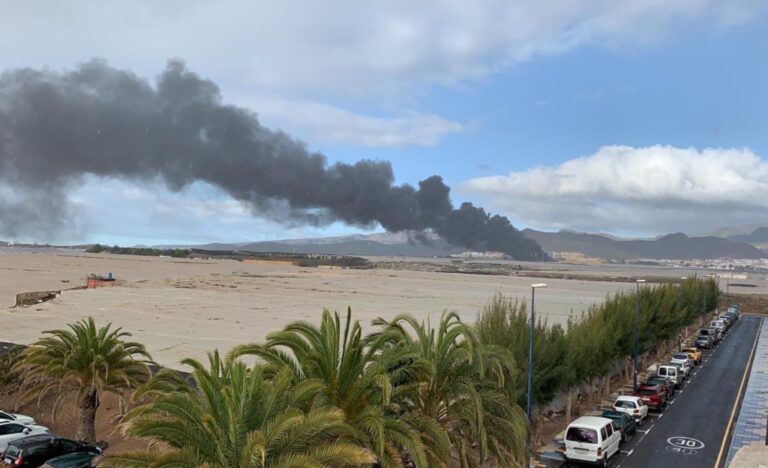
[526,283,546,468]
[633,279,645,393]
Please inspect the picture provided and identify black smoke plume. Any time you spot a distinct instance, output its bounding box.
[0,60,546,260]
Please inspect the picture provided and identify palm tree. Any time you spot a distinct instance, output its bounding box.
[231,309,450,468]
[0,345,23,393]
[372,310,528,468]
[17,317,151,442]
[105,351,374,468]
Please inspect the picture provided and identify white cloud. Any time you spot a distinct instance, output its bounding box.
[0,1,763,147]
[462,145,768,234]
[249,97,466,147]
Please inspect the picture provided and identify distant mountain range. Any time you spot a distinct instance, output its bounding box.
[523,230,767,260]
[152,228,768,261]
[726,226,768,244]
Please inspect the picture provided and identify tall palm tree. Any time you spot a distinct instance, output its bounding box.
[371,311,528,468]
[231,309,450,468]
[105,351,374,468]
[17,317,151,442]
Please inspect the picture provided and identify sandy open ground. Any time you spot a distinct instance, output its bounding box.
[1,249,765,369]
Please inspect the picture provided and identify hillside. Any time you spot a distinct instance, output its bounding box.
[524,230,768,260]
[728,226,768,244]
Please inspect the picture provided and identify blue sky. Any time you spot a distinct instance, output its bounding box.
[1,1,768,245]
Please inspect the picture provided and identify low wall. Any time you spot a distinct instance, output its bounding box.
[15,290,61,307]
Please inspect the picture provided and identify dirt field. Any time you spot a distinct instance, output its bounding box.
[1,249,766,369]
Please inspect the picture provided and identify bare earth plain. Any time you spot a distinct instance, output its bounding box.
[1,249,766,370]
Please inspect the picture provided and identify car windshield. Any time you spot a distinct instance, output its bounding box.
[567,427,598,444]
[673,354,689,360]
[0,411,13,420]
[637,389,655,396]
[615,400,635,408]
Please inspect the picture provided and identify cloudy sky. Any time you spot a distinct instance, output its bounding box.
[1,0,768,244]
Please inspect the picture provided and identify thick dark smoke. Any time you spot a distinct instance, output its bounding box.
[0,60,546,260]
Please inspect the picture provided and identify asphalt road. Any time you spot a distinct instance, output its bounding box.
[598,314,762,468]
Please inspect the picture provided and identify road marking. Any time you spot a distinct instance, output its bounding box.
[620,449,634,455]
[713,317,763,468]
[668,436,705,450]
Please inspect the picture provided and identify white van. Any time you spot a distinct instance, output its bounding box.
[657,365,681,388]
[565,416,621,466]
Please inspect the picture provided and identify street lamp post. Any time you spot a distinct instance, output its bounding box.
[633,279,645,393]
[526,283,547,468]
[678,277,687,352]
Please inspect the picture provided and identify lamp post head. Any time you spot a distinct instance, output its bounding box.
[531,283,547,289]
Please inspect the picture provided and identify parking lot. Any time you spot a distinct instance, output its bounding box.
[562,314,764,468]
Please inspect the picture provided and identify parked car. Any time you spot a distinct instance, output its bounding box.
[635,384,667,411]
[0,412,35,426]
[710,320,727,335]
[717,315,734,328]
[669,362,689,380]
[613,395,648,425]
[700,327,720,344]
[0,421,48,452]
[681,347,702,365]
[564,416,622,466]
[41,450,100,468]
[646,375,674,397]
[696,335,713,349]
[671,353,694,372]
[657,364,682,388]
[2,435,102,468]
[724,311,739,322]
[600,410,637,442]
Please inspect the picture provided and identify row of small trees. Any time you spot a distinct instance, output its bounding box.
[476,276,719,439]
[86,243,190,257]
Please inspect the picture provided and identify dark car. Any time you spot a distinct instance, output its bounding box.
[696,335,712,349]
[601,410,637,442]
[635,384,667,411]
[2,435,101,468]
[646,375,674,397]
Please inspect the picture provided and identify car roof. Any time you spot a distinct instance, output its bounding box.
[0,420,23,425]
[9,434,62,447]
[616,395,640,401]
[569,416,613,428]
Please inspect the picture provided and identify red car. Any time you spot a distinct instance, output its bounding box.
[635,384,667,411]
